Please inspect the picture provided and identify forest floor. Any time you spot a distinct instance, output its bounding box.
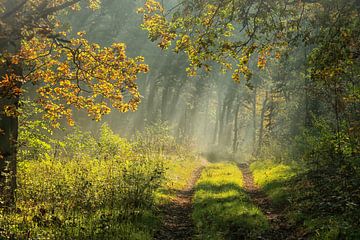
[237,163,302,240]
[154,160,206,240]
[156,161,308,240]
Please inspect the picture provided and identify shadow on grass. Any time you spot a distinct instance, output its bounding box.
[193,181,269,239]
[260,178,296,209]
[195,182,245,194]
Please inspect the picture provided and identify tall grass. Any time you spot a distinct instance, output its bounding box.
[0,123,188,239]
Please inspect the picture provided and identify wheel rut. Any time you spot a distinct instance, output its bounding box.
[238,163,304,240]
[154,163,205,240]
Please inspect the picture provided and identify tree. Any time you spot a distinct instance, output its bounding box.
[139,0,359,163]
[139,0,302,82]
[0,0,149,207]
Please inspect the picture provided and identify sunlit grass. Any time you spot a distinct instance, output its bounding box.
[155,155,202,203]
[250,160,296,207]
[192,163,268,239]
[250,160,360,239]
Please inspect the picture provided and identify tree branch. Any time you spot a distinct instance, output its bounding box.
[37,0,82,20]
[1,0,28,19]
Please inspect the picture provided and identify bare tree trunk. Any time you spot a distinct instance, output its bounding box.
[203,91,210,146]
[218,102,227,145]
[232,97,241,154]
[161,84,170,122]
[224,95,235,146]
[252,87,257,154]
[257,92,268,155]
[146,77,158,123]
[266,92,274,133]
[212,94,222,145]
[168,81,185,120]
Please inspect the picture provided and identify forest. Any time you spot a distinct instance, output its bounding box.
[0,0,359,239]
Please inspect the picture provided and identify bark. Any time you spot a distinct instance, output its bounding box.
[252,87,257,153]
[161,84,170,122]
[203,91,210,145]
[146,77,158,123]
[257,92,268,155]
[266,92,274,133]
[0,97,19,208]
[212,93,222,145]
[232,97,241,154]
[168,81,185,120]
[0,39,21,208]
[218,101,227,145]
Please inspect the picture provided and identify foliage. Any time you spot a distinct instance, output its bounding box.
[0,125,166,239]
[138,0,297,82]
[133,122,178,154]
[17,100,56,161]
[293,119,358,170]
[132,122,202,203]
[251,160,360,239]
[192,163,268,239]
[1,34,148,126]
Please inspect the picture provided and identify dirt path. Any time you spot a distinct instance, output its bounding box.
[238,163,301,240]
[154,162,205,240]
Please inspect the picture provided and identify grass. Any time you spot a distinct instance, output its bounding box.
[155,155,203,204]
[250,160,296,208]
[192,163,269,240]
[250,160,360,239]
[0,124,203,240]
[1,157,161,240]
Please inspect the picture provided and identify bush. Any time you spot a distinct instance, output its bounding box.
[1,124,166,239]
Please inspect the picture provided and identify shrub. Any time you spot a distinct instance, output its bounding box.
[1,124,166,239]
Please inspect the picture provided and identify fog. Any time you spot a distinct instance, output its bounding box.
[55,0,309,161]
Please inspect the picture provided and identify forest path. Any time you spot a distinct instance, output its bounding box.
[238,163,301,240]
[154,159,207,240]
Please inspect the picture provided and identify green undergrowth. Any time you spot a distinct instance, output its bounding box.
[1,124,164,239]
[250,160,360,239]
[250,160,296,208]
[192,163,268,240]
[155,155,202,204]
[0,123,200,239]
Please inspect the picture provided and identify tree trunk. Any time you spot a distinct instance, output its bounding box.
[252,87,257,154]
[168,82,184,121]
[146,77,158,123]
[0,38,21,208]
[257,92,268,155]
[0,98,19,208]
[218,101,227,145]
[203,91,210,146]
[212,94,222,145]
[232,97,241,154]
[161,84,170,122]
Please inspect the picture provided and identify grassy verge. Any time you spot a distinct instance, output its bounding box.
[155,155,202,204]
[250,160,296,208]
[0,124,201,240]
[192,163,268,239]
[250,160,360,239]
